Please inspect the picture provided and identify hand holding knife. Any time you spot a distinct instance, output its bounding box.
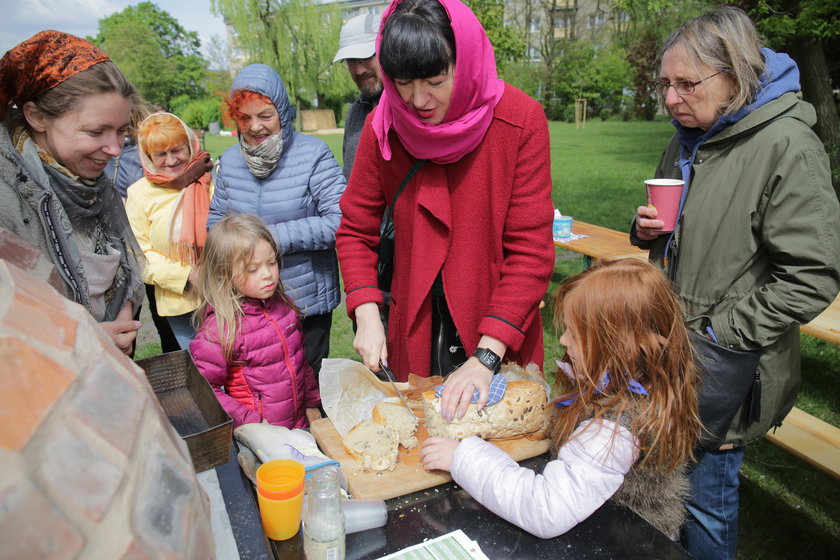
[379,360,419,421]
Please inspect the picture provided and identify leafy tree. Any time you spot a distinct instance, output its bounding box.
[503,0,576,111]
[90,2,208,107]
[731,0,840,193]
[180,98,223,130]
[206,34,230,72]
[212,0,355,116]
[612,0,711,119]
[465,0,526,75]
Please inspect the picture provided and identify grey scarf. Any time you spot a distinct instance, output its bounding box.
[239,132,283,178]
[43,164,146,321]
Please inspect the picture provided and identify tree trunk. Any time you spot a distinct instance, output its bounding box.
[788,36,840,199]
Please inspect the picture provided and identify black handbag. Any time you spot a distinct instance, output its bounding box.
[665,202,763,450]
[689,330,761,450]
[377,159,425,293]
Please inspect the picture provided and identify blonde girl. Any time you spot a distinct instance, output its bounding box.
[421,259,701,538]
[190,214,321,429]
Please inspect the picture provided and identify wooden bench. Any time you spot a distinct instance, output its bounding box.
[555,221,840,479]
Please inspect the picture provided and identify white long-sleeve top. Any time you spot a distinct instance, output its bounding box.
[450,418,640,539]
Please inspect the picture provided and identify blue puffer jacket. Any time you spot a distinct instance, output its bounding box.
[209,64,345,317]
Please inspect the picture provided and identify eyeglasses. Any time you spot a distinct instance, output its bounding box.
[651,72,722,96]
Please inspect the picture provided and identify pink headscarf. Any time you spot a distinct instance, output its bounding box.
[372,0,505,164]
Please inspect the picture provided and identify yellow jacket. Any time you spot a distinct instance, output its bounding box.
[125,177,214,316]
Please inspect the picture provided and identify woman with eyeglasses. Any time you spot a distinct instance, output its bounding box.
[631,7,840,560]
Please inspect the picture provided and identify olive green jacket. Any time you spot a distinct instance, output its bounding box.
[639,92,840,444]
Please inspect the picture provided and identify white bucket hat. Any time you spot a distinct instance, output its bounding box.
[333,13,380,63]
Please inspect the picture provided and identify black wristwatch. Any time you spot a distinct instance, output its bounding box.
[472,347,502,374]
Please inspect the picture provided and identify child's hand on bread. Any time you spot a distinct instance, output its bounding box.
[420,437,459,472]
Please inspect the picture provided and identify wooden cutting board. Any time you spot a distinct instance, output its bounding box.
[311,408,550,500]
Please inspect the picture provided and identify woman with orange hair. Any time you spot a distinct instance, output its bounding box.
[125,112,214,349]
[0,31,145,355]
[208,64,345,379]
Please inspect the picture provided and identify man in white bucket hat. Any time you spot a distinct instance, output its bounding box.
[333,13,383,179]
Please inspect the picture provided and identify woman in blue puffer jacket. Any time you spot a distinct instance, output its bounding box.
[208,64,346,380]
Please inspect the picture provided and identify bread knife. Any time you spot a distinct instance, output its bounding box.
[379,360,419,421]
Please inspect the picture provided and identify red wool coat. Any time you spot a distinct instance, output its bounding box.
[336,84,554,380]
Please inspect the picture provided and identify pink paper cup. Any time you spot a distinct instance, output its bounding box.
[645,179,684,233]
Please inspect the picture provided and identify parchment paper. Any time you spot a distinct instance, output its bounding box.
[319,358,407,438]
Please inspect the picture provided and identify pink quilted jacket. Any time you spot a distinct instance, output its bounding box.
[190,295,320,428]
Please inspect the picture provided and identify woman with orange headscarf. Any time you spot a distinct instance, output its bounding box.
[0,31,145,355]
[125,112,214,349]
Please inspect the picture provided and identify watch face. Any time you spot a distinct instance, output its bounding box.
[475,348,501,372]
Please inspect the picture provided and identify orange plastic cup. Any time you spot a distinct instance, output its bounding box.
[256,459,305,540]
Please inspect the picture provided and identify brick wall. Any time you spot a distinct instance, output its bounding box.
[0,252,215,559]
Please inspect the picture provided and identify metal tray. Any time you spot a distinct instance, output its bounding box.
[137,350,232,472]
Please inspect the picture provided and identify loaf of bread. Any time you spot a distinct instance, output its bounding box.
[422,381,548,440]
[372,401,419,449]
[343,420,400,471]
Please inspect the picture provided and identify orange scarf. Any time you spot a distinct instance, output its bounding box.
[140,117,212,265]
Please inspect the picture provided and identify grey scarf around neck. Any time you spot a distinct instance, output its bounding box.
[239,132,283,178]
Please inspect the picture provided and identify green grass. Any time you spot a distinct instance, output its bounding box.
[142,120,840,558]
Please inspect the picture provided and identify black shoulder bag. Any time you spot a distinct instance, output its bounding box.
[663,173,762,451]
[689,330,761,450]
[377,159,425,293]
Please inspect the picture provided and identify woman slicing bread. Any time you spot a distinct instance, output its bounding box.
[422,260,703,539]
[335,0,554,419]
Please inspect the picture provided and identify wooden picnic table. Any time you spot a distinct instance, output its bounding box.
[768,293,840,480]
[554,220,648,267]
[801,293,840,346]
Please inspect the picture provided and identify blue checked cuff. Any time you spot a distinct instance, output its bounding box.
[434,374,508,406]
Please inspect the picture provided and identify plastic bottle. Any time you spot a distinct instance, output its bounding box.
[553,208,564,241]
[553,208,573,241]
[303,466,345,560]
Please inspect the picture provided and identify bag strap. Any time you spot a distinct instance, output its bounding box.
[389,159,426,212]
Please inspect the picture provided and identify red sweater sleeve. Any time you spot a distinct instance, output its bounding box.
[477,93,554,350]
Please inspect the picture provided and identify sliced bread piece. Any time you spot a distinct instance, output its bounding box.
[372,401,420,449]
[343,420,400,471]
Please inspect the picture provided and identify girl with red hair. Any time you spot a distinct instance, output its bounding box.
[422,259,702,539]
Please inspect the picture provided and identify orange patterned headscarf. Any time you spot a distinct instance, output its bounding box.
[0,30,110,119]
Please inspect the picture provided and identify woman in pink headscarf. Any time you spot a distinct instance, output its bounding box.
[336,0,554,418]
